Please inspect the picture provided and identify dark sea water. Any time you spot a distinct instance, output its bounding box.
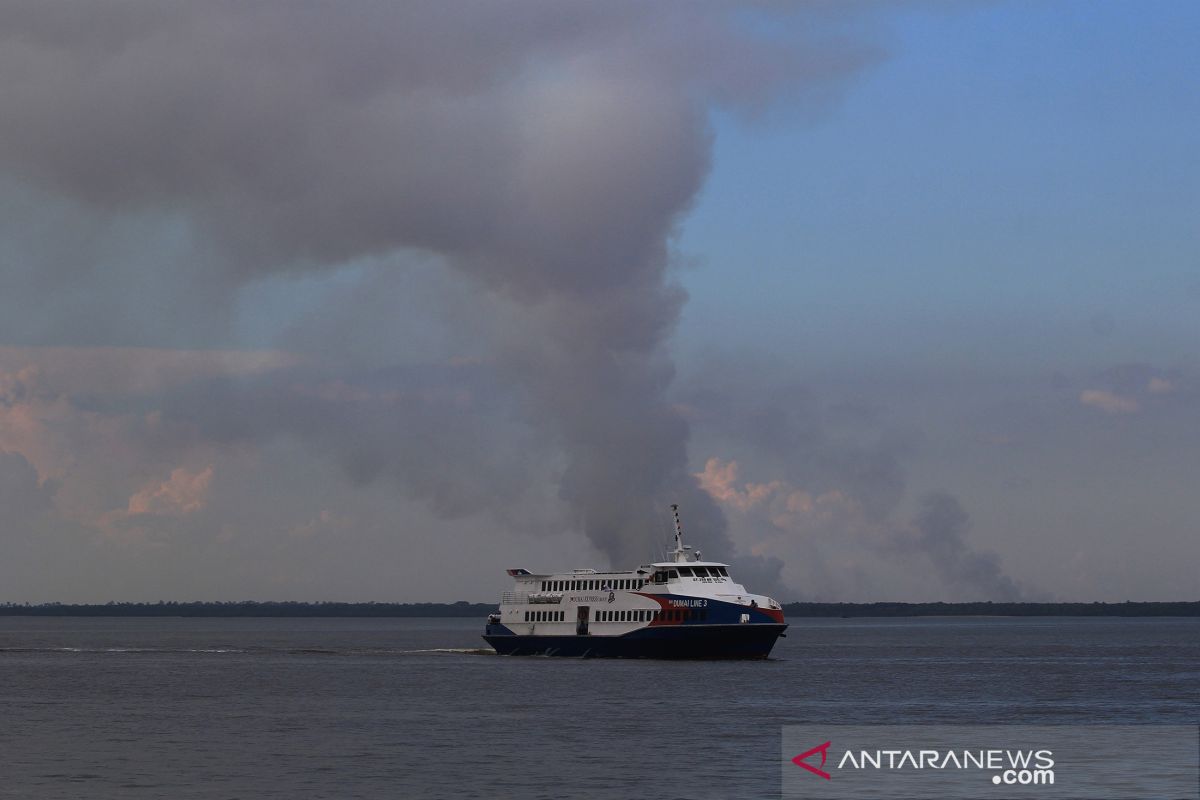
[0,616,1196,799]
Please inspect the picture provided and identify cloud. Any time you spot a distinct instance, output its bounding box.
[695,457,780,511]
[0,449,55,525]
[1147,377,1173,394]
[126,465,213,516]
[1079,389,1139,414]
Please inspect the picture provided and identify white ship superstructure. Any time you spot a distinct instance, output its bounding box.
[483,505,787,659]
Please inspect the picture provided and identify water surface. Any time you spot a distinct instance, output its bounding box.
[1,616,1195,799]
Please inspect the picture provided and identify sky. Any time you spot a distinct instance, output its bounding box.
[0,1,1195,603]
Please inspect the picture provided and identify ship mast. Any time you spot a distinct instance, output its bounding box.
[669,504,698,563]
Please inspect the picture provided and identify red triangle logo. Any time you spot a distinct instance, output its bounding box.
[792,741,832,780]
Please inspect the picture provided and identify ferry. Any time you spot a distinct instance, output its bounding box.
[483,505,787,658]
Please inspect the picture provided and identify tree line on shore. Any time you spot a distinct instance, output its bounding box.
[1,600,1196,617]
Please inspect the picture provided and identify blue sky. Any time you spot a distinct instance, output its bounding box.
[680,0,1198,372]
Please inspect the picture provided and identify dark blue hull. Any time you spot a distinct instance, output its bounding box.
[483,623,787,659]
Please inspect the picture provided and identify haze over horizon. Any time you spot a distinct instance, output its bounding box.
[0,1,1196,604]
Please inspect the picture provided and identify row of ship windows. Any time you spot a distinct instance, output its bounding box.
[540,578,645,592]
[521,608,710,623]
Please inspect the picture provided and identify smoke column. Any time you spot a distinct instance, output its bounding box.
[0,2,876,570]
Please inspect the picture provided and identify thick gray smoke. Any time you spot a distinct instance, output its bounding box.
[0,3,876,570]
[911,493,1024,601]
[679,370,1031,600]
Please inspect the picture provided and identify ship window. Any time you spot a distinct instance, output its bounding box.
[717,567,729,577]
[667,569,678,580]
[652,572,665,585]
[678,567,694,577]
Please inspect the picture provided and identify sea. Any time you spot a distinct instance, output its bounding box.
[0,616,1196,799]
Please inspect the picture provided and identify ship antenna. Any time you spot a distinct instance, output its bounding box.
[670,503,688,563]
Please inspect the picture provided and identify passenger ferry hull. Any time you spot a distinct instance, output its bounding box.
[483,622,787,659]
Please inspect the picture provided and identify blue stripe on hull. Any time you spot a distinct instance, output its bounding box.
[482,623,787,659]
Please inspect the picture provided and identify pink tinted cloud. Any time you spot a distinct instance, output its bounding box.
[1079,389,1139,414]
[126,466,214,516]
[694,457,780,511]
[0,346,300,397]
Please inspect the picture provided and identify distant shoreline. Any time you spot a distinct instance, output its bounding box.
[1,601,1196,618]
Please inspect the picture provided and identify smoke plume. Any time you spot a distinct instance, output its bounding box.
[0,3,877,569]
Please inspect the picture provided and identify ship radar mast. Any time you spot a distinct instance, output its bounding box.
[669,504,700,563]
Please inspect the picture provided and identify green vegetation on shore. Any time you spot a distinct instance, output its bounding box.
[1,600,1196,617]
